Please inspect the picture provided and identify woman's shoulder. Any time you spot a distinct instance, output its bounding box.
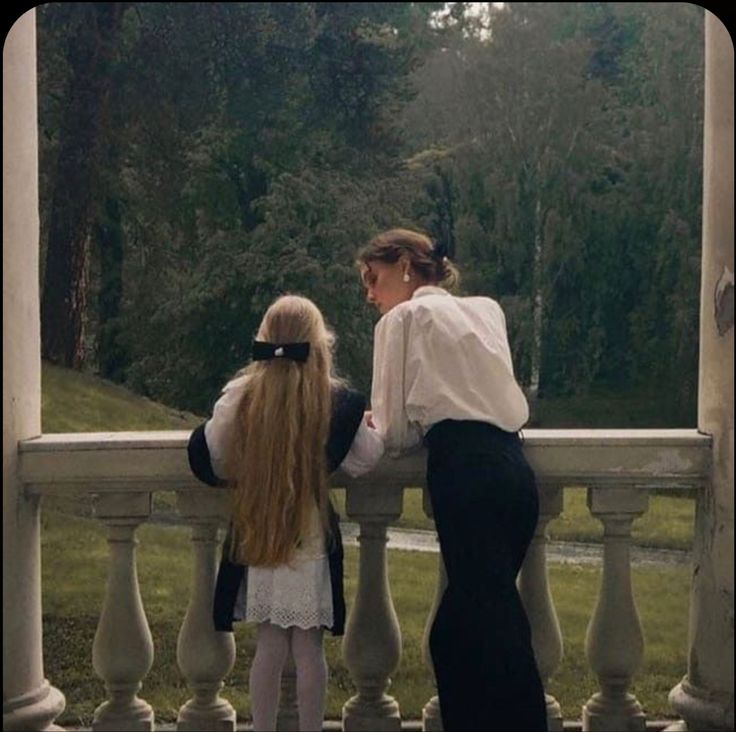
[374,300,412,337]
[417,291,504,320]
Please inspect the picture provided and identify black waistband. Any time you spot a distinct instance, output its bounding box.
[425,419,522,454]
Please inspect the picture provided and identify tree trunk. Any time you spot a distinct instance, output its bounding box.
[529,195,544,399]
[40,3,127,367]
[96,195,127,381]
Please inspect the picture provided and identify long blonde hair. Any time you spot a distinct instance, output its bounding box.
[225,295,335,567]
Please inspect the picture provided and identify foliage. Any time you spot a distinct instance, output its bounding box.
[37,2,705,420]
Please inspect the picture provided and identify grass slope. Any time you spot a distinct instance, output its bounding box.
[42,362,203,432]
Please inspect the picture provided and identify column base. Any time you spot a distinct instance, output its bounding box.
[422,694,442,731]
[546,693,564,732]
[92,697,154,731]
[582,691,646,732]
[177,697,236,731]
[2,679,66,732]
[342,694,401,732]
[669,678,734,731]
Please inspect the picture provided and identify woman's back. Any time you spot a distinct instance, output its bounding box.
[371,285,529,453]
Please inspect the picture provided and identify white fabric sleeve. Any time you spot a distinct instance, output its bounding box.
[339,420,385,478]
[370,308,422,457]
[203,376,247,480]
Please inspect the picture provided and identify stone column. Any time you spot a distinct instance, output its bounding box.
[583,487,648,732]
[176,492,236,732]
[668,10,735,732]
[3,9,66,731]
[420,487,446,732]
[518,484,564,731]
[92,493,155,731]
[342,484,403,731]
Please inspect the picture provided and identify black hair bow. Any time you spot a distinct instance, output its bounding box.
[252,341,310,363]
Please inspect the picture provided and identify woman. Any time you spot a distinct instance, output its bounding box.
[358,229,547,731]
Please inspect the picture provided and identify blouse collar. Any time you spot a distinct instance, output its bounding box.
[412,285,450,299]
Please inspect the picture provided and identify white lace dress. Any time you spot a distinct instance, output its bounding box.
[234,507,334,629]
[205,374,384,630]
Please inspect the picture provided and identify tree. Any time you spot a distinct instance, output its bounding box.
[40,3,130,367]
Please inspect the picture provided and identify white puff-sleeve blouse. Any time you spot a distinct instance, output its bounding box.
[370,285,529,456]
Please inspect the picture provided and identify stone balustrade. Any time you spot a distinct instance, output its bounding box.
[91,492,155,732]
[18,429,710,731]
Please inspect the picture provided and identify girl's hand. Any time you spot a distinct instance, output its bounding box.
[364,410,376,429]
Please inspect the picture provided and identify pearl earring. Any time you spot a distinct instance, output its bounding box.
[402,272,410,283]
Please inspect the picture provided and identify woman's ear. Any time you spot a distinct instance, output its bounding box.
[398,255,411,281]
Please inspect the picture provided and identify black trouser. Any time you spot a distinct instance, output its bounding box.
[425,420,548,732]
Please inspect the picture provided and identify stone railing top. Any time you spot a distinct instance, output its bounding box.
[19,427,708,450]
[18,428,711,495]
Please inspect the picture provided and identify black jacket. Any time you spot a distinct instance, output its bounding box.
[187,386,365,635]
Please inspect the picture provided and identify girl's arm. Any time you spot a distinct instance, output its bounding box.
[187,376,246,486]
[187,423,225,486]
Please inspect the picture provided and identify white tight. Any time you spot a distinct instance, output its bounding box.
[249,623,327,732]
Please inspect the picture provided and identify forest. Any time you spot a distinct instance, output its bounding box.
[36,2,704,420]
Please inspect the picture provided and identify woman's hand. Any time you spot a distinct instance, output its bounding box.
[364,410,376,429]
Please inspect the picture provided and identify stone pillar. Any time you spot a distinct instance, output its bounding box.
[176,492,236,732]
[342,484,403,731]
[583,487,648,732]
[518,484,564,731]
[3,9,66,731]
[668,10,735,732]
[92,493,155,731]
[420,487,446,732]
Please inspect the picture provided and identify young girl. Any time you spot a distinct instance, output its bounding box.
[187,294,383,732]
[358,229,547,731]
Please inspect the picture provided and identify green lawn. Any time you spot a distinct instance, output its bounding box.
[41,362,202,433]
[42,508,689,727]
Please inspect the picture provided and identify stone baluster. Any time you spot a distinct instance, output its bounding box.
[583,486,648,732]
[420,487,446,732]
[91,493,155,731]
[276,654,299,731]
[517,483,565,731]
[176,491,236,732]
[342,483,403,731]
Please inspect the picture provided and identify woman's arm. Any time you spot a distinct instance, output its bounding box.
[371,308,422,456]
[339,421,385,477]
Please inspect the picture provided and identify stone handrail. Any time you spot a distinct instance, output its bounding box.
[19,428,710,494]
[18,429,711,731]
